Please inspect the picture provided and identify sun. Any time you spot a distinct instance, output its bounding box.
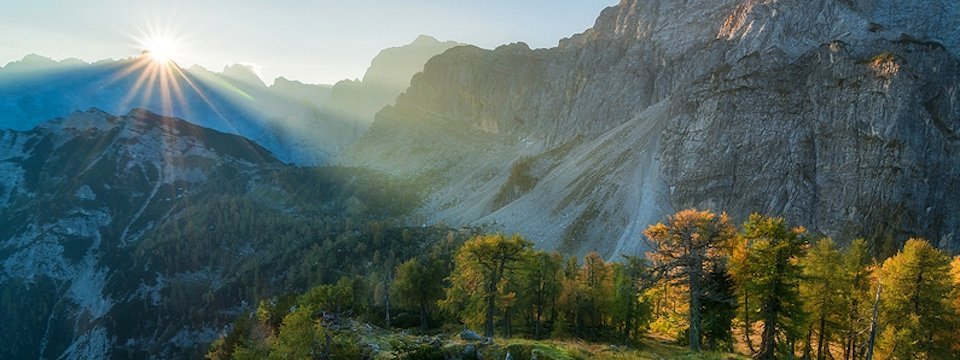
[140,35,181,64]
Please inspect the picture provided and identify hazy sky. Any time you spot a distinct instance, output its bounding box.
[1,1,617,84]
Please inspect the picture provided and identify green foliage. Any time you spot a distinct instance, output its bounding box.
[799,238,842,352]
[876,238,959,359]
[611,256,654,346]
[699,262,736,352]
[730,214,807,359]
[439,233,532,337]
[517,250,564,338]
[270,305,323,359]
[207,209,960,360]
[645,208,737,352]
[492,156,539,209]
[299,277,355,315]
[392,256,447,330]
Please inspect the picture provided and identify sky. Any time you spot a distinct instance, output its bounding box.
[1,0,617,85]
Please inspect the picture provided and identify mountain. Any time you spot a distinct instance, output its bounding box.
[325,35,463,129]
[0,35,461,165]
[0,55,334,163]
[341,0,960,257]
[0,108,420,358]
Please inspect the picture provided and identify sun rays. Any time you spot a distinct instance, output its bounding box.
[140,35,181,64]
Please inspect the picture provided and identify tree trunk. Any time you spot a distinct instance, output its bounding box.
[865,284,881,360]
[816,314,827,360]
[385,279,392,329]
[503,306,512,338]
[744,289,757,355]
[756,298,779,360]
[419,300,429,331]
[485,288,496,338]
[623,299,634,346]
[689,261,703,352]
[534,295,543,339]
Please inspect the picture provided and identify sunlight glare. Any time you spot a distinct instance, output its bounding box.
[141,36,180,64]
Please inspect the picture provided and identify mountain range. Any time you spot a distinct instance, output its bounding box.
[0,35,460,164]
[2,0,960,357]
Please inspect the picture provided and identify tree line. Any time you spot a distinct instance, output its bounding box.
[208,209,960,359]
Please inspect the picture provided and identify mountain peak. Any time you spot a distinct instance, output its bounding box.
[221,63,266,87]
[411,34,442,46]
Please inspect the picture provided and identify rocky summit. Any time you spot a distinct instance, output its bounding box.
[341,0,960,257]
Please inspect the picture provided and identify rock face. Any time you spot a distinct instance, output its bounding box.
[342,0,960,256]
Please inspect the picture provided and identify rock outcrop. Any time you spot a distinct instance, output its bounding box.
[342,0,960,256]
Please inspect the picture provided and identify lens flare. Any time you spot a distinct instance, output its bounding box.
[140,35,180,64]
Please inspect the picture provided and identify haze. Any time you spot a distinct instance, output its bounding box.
[0,0,617,84]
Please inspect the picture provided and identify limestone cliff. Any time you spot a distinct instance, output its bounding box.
[342,0,960,256]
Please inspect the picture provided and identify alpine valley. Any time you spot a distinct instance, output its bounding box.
[2,0,959,358]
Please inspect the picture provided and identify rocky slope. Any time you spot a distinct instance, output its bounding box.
[0,108,419,359]
[342,0,960,256]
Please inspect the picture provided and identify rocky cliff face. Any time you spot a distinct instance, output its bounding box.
[342,0,960,256]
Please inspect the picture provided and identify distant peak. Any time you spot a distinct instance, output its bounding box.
[412,35,441,46]
[21,53,56,64]
[221,64,266,87]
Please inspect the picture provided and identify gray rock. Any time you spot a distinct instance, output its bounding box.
[460,329,483,341]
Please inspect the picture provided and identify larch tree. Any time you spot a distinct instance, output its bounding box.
[839,239,874,360]
[519,250,564,339]
[644,208,736,352]
[392,257,446,331]
[730,214,807,360]
[580,251,614,338]
[799,237,845,360]
[876,238,958,359]
[439,234,532,337]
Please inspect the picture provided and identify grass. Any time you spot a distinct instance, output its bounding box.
[357,327,748,360]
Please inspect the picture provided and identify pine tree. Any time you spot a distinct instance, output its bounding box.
[611,255,655,346]
[645,208,736,352]
[700,261,737,352]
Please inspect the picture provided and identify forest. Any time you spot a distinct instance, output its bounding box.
[207,209,960,360]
